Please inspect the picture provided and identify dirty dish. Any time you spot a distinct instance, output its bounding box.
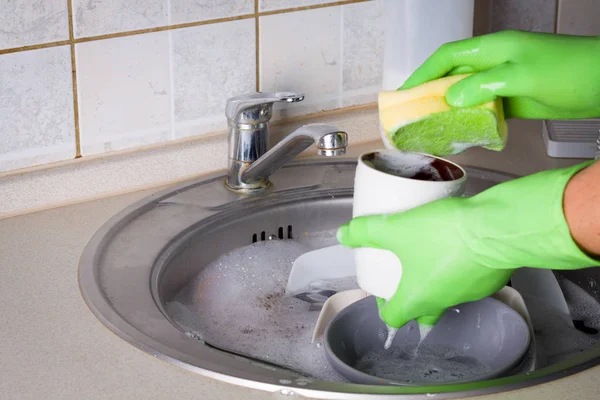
[324,296,530,385]
[284,244,357,298]
[491,286,536,371]
[311,289,369,343]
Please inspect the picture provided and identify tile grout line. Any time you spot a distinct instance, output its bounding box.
[254,1,259,91]
[258,0,367,16]
[0,40,71,55]
[167,0,176,140]
[74,14,256,44]
[67,0,82,158]
[0,102,376,179]
[339,4,344,109]
[0,1,370,56]
[255,0,260,92]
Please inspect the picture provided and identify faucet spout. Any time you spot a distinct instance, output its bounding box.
[230,123,348,193]
[242,123,348,185]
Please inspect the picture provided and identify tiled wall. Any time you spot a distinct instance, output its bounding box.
[0,0,383,173]
[556,0,600,36]
[473,0,558,35]
[2,0,597,175]
[474,0,600,36]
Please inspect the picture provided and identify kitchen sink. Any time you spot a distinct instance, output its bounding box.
[78,158,600,398]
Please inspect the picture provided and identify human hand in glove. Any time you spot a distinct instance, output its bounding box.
[401,30,600,120]
[338,162,599,328]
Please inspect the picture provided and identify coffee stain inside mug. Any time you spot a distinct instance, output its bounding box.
[362,151,464,182]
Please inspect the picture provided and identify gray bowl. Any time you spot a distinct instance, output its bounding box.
[324,296,530,386]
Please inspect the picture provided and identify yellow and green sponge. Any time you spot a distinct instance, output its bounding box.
[378,74,508,157]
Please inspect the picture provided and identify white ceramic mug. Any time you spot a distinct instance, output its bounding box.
[353,150,467,300]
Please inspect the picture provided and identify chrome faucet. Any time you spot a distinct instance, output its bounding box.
[225,92,348,193]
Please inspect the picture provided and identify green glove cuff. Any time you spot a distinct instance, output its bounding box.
[462,161,598,270]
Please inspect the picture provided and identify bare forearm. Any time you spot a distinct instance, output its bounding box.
[564,160,600,256]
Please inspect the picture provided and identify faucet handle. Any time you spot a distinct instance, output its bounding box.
[225,92,304,125]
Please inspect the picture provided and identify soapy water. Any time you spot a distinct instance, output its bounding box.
[558,274,600,329]
[529,274,600,367]
[166,232,349,381]
[165,232,600,382]
[354,344,491,384]
[514,273,600,368]
[165,233,452,382]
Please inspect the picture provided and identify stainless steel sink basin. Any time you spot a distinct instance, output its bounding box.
[79,159,600,399]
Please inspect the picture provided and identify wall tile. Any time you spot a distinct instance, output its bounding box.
[0,0,69,50]
[172,19,256,138]
[342,0,383,107]
[260,7,341,119]
[170,0,253,25]
[259,0,339,12]
[73,0,168,38]
[557,0,600,35]
[0,46,75,172]
[76,32,171,156]
[491,0,557,33]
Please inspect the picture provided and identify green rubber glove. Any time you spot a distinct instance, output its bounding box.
[337,162,598,329]
[400,30,600,120]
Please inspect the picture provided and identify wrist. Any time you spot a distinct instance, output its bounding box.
[464,162,597,270]
[564,161,600,257]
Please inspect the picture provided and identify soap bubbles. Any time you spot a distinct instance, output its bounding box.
[165,232,347,381]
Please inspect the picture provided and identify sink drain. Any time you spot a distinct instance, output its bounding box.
[252,225,293,243]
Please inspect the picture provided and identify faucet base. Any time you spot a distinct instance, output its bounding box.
[224,178,272,195]
[226,159,271,194]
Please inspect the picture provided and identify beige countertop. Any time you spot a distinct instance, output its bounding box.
[1,119,599,399]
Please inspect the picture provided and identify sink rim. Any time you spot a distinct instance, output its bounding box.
[78,159,600,399]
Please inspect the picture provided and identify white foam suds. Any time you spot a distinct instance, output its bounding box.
[165,233,600,382]
[166,232,349,381]
[450,142,476,155]
[559,275,600,329]
[525,275,600,367]
[384,327,398,350]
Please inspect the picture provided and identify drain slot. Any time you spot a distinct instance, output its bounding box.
[252,225,293,243]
